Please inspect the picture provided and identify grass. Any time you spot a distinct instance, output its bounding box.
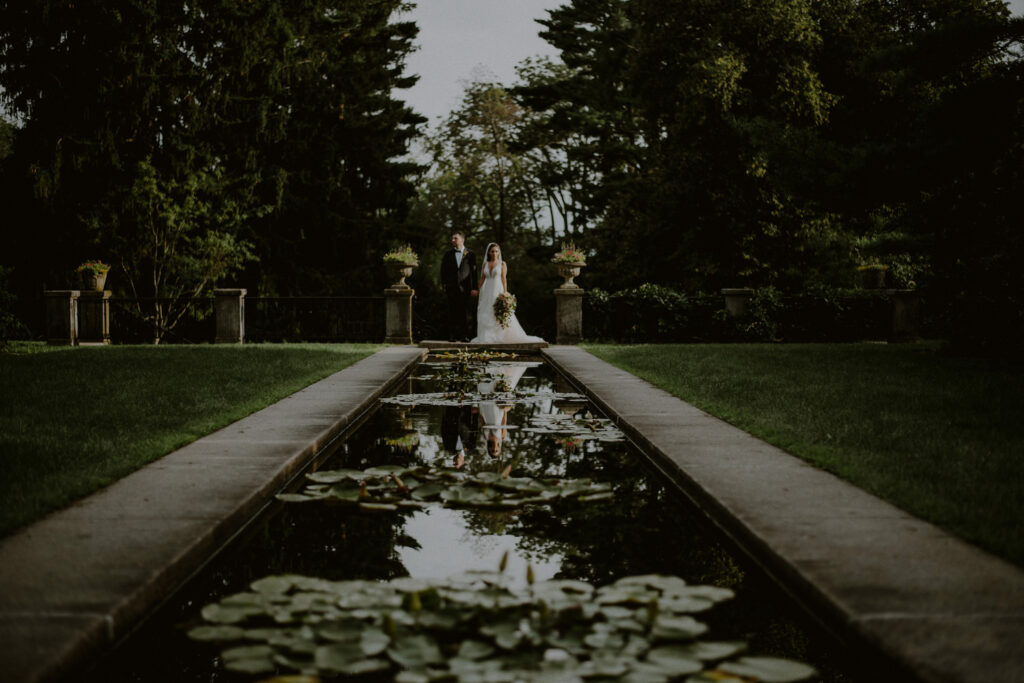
[583,342,1024,567]
[0,342,382,538]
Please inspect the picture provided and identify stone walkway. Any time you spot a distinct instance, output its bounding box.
[542,346,1024,683]
[0,346,425,683]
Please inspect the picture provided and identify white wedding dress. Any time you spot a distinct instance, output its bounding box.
[471,261,544,344]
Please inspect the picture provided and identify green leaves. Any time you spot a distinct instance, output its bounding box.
[189,570,815,682]
[277,464,614,512]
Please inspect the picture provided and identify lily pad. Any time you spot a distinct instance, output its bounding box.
[717,656,817,682]
[186,625,246,641]
[644,645,704,675]
[387,634,445,667]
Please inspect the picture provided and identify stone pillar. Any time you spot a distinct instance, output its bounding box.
[890,289,920,342]
[45,290,80,345]
[214,288,247,344]
[555,287,584,345]
[78,291,112,345]
[384,286,414,344]
[721,288,754,317]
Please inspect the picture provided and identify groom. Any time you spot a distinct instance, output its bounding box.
[440,232,478,341]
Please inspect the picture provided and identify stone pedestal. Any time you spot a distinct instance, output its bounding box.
[78,291,111,345]
[45,290,80,345]
[890,289,920,342]
[214,288,247,344]
[385,286,414,344]
[555,287,584,345]
[721,288,754,317]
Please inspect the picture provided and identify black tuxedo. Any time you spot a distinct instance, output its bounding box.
[440,247,478,340]
[441,405,478,456]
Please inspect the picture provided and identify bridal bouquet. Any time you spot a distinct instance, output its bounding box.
[494,292,517,329]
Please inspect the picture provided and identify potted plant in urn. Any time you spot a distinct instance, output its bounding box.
[76,260,111,291]
[857,263,889,289]
[551,241,586,288]
[383,245,418,288]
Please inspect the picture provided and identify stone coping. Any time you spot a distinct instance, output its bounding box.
[0,346,426,683]
[419,340,549,351]
[542,346,1024,683]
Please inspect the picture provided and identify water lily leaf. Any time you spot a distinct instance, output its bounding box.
[252,575,296,595]
[359,502,399,511]
[583,630,625,650]
[307,469,364,483]
[396,672,432,683]
[644,646,704,675]
[651,615,708,642]
[387,634,444,667]
[200,603,263,624]
[276,493,316,503]
[458,639,497,660]
[580,652,630,677]
[481,621,523,650]
[224,656,276,674]
[595,587,658,606]
[658,594,715,614]
[598,605,635,621]
[622,662,673,683]
[717,657,817,682]
[325,485,362,503]
[187,624,246,642]
[665,641,745,662]
[615,575,689,593]
[317,623,363,642]
[411,483,447,500]
[365,464,411,476]
[314,642,365,671]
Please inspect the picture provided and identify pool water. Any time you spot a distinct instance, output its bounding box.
[88,358,861,682]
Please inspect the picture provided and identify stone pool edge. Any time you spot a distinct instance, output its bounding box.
[542,345,1024,683]
[0,345,426,683]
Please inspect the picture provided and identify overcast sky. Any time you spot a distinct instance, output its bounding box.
[399,0,1024,124]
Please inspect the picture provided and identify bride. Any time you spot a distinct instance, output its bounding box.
[471,243,544,344]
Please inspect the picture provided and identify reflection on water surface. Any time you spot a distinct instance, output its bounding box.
[90,358,859,682]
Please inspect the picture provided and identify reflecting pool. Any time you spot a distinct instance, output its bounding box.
[88,356,861,682]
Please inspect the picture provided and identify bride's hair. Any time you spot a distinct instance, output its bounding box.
[485,242,501,263]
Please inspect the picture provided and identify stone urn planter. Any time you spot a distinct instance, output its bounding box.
[80,271,108,292]
[77,261,110,291]
[857,265,888,289]
[556,263,584,289]
[386,262,415,288]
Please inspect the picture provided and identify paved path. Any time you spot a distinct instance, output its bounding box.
[0,346,425,683]
[542,346,1024,683]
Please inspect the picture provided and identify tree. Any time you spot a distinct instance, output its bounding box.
[92,158,257,343]
[0,0,425,324]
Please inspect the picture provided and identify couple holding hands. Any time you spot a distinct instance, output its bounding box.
[440,232,543,344]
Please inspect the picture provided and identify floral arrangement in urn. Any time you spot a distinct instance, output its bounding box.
[76,260,111,291]
[551,241,586,265]
[76,260,110,276]
[382,245,419,266]
[493,292,517,329]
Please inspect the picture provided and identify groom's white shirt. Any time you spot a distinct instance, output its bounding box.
[454,247,464,268]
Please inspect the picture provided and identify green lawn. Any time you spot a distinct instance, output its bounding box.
[0,342,381,537]
[584,342,1024,567]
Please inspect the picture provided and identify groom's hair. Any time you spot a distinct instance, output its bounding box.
[452,231,465,239]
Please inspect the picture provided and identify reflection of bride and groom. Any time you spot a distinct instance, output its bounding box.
[440,364,528,467]
[441,233,544,344]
